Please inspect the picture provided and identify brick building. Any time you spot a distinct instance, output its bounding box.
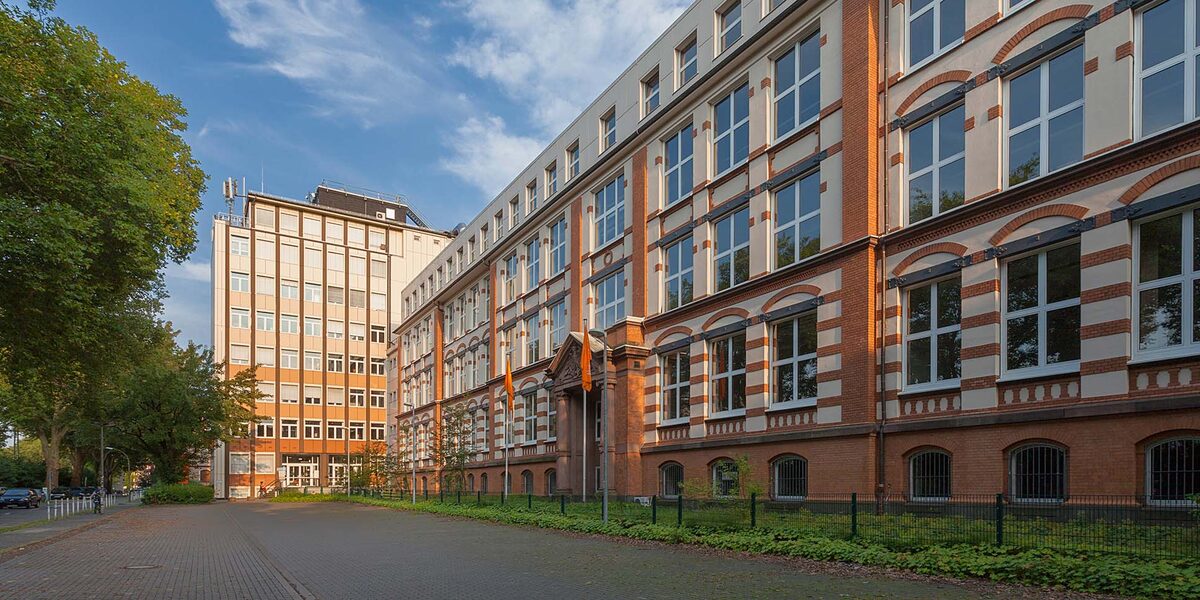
[394,0,1199,503]
[211,184,449,499]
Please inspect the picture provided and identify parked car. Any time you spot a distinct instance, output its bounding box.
[49,488,68,500]
[0,488,40,509]
[67,487,84,498]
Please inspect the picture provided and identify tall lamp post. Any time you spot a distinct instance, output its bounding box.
[587,328,609,523]
[404,402,416,504]
[104,447,132,492]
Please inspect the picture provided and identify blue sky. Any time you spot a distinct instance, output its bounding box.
[51,0,690,346]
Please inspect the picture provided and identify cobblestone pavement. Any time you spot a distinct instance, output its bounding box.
[0,502,1057,599]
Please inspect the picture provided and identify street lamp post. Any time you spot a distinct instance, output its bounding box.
[404,402,416,504]
[105,447,131,494]
[587,328,609,523]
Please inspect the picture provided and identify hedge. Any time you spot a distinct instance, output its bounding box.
[141,483,214,504]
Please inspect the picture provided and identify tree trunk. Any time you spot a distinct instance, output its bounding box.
[39,432,61,490]
[70,448,85,486]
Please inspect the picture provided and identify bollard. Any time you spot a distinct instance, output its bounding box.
[750,493,757,528]
[651,495,657,525]
[995,493,1004,546]
[850,493,858,537]
[677,493,683,527]
[560,494,566,515]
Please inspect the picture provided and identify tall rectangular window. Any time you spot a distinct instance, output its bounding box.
[905,278,962,388]
[775,30,821,138]
[1138,0,1200,137]
[546,163,558,196]
[550,216,568,275]
[1135,209,1200,356]
[567,142,580,180]
[1004,244,1081,374]
[230,272,249,293]
[594,174,626,247]
[1007,46,1084,186]
[595,271,626,330]
[527,181,539,214]
[526,238,540,288]
[907,106,966,223]
[661,350,691,422]
[678,38,698,86]
[907,0,964,68]
[549,301,567,351]
[505,253,519,303]
[523,392,537,443]
[774,171,821,269]
[601,109,617,152]
[664,235,694,310]
[719,2,742,52]
[643,70,661,115]
[714,83,750,174]
[773,314,818,407]
[714,207,750,291]
[525,315,541,363]
[710,333,746,414]
[664,124,694,206]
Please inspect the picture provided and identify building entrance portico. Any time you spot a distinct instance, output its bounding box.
[545,333,612,498]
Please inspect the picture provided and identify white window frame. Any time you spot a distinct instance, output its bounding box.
[1136,0,1200,139]
[527,180,539,214]
[774,30,821,140]
[304,351,321,371]
[661,350,691,424]
[304,419,322,439]
[664,123,694,207]
[712,83,750,176]
[256,311,275,332]
[280,349,299,369]
[229,452,251,475]
[230,236,250,256]
[567,142,580,180]
[327,420,345,440]
[906,0,964,70]
[1133,207,1200,361]
[903,277,962,392]
[773,170,821,269]
[523,392,538,444]
[546,163,558,197]
[229,344,250,365]
[905,106,966,224]
[280,419,299,439]
[1005,46,1085,187]
[709,333,747,416]
[525,315,541,363]
[255,418,274,439]
[231,308,250,329]
[643,70,661,116]
[304,317,321,337]
[601,109,617,152]
[230,272,250,293]
[664,235,694,311]
[279,313,298,335]
[304,282,321,303]
[526,237,540,288]
[594,271,626,330]
[504,253,519,303]
[594,174,626,248]
[718,1,742,53]
[677,37,698,88]
[549,301,567,351]
[280,281,298,300]
[1000,243,1081,379]
[550,216,568,275]
[713,207,751,291]
[771,314,818,410]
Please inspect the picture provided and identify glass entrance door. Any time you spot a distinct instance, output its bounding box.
[282,455,319,487]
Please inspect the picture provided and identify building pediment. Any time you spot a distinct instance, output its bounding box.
[545,332,604,391]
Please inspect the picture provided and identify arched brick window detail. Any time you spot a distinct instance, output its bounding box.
[1146,437,1200,504]
[659,462,683,498]
[1008,442,1067,502]
[771,455,808,500]
[908,448,952,500]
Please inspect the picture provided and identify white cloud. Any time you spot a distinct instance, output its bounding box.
[165,259,211,284]
[439,115,544,198]
[450,0,691,134]
[213,0,442,126]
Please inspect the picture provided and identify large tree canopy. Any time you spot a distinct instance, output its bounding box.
[0,1,205,488]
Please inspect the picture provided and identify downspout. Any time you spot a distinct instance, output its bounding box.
[876,0,892,504]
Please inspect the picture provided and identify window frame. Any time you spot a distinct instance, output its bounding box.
[660,463,684,498]
[905,105,966,224]
[1008,443,1067,503]
[526,237,540,288]
[549,216,568,275]
[771,313,818,410]
[1004,45,1085,188]
[642,68,661,117]
[773,29,822,140]
[1133,208,1200,361]
[664,235,695,311]
[713,207,751,291]
[711,459,739,497]
[549,301,567,351]
[1145,437,1200,506]
[773,170,821,270]
[1000,242,1082,379]
[718,1,742,53]
[906,0,965,70]
[712,82,751,176]
[677,36,699,88]
[664,123,694,207]
[600,108,617,153]
[594,174,626,248]
[661,349,692,424]
[594,271,626,330]
[772,455,808,501]
[903,277,962,392]
[1135,0,1200,140]
[909,449,952,501]
[709,333,747,416]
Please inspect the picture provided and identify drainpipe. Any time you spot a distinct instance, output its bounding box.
[876,0,892,505]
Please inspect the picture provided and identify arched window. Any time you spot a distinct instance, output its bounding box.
[660,463,683,498]
[546,470,557,496]
[910,450,951,500]
[772,456,807,500]
[467,473,475,492]
[711,460,738,497]
[480,473,489,494]
[1147,438,1200,504]
[521,470,534,494]
[1009,444,1066,502]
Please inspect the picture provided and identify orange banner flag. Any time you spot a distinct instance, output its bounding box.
[581,333,593,392]
[504,355,515,412]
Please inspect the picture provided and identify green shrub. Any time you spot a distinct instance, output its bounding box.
[141,483,214,504]
[269,491,345,503]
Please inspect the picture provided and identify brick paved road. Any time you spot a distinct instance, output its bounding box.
[0,502,1045,599]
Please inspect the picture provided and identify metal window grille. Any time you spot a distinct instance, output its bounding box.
[910,451,952,499]
[661,464,683,498]
[773,457,808,500]
[1148,438,1200,503]
[1010,444,1066,501]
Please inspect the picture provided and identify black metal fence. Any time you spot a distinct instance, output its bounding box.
[354,489,1198,560]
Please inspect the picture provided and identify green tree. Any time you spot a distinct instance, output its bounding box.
[434,403,475,493]
[0,1,205,489]
[108,337,256,484]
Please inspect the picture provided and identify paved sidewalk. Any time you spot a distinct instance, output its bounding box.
[0,502,1088,599]
[0,500,140,554]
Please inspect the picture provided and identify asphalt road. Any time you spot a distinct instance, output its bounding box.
[0,502,1074,599]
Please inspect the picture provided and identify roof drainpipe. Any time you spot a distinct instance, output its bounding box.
[877,0,892,506]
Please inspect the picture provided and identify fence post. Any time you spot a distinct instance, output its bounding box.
[651,495,657,525]
[994,493,1004,546]
[850,493,858,538]
[477,491,482,506]
[457,491,461,505]
[677,493,683,527]
[500,492,505,506]
[527,493,532,510]
[560,494,566,515]
[750,493,757,528]
[440,488,444,503]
